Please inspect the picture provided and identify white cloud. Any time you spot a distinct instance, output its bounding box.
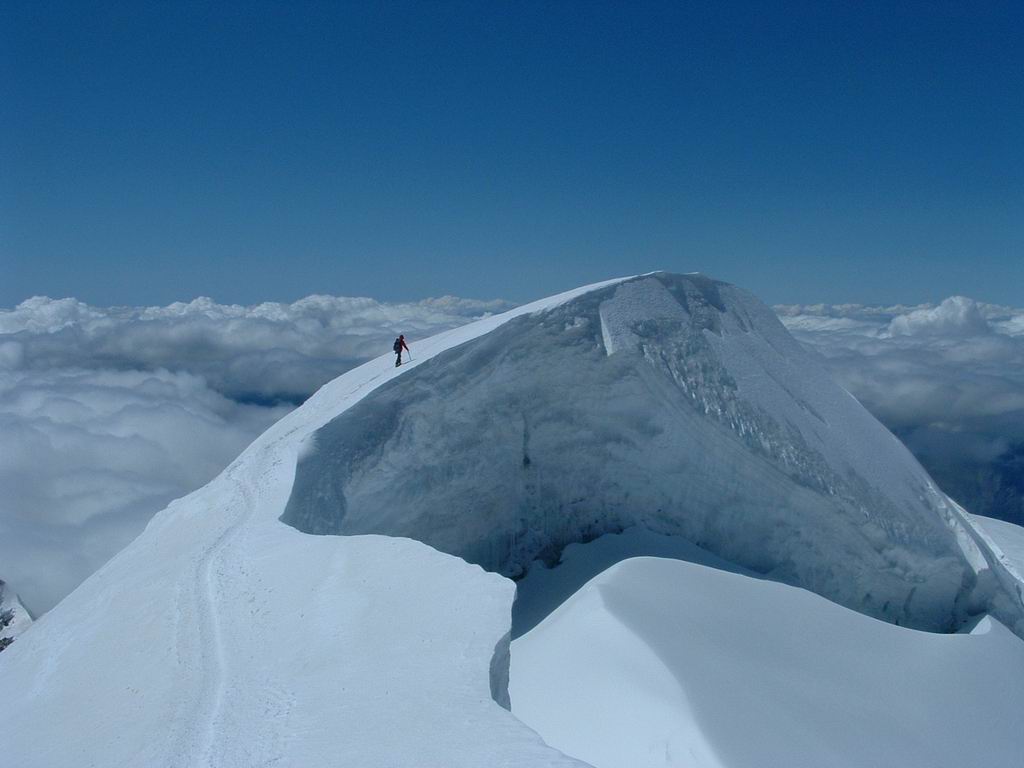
[887,296,993,338]
[1,294,513,402]
[0,293,510,613]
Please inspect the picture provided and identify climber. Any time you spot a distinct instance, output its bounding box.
[393,334,410,366]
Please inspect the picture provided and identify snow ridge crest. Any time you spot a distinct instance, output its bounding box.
[282,273,1024,637]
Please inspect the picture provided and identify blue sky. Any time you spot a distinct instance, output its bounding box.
[3,1,1021,307]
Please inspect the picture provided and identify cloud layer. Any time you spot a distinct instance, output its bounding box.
[1,294,511,613]
[777,297,1024,528]
[1,294,513,402]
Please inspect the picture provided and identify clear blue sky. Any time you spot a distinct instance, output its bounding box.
[3,1,1021,307]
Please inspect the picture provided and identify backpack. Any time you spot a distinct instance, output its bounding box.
[393,338,401,353]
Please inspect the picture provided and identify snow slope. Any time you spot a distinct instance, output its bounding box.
[1,272,1022,767]
[973,515,1024,574]
[511,555,1024,768]
[0,278,622,768]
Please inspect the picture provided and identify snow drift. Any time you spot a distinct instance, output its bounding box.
[284,273,1024,635]
[511,554,1024,768]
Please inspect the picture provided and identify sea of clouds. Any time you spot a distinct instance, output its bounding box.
[0,294,512,613]
[3,290,1022,615]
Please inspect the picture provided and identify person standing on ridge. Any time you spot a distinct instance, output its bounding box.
[393,334,410,366]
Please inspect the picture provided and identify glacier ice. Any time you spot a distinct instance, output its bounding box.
[284,273,1024,635]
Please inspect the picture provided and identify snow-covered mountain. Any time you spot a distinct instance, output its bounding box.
[284,273,1023,635]
[1,273,1022,767]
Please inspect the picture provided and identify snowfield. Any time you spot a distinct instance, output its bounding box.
[1,273,1022,767]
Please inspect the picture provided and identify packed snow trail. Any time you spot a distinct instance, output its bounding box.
[188,464,256,767]
[2,273,1023,768]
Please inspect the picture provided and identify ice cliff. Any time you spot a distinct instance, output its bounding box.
[284,273,1024,634]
